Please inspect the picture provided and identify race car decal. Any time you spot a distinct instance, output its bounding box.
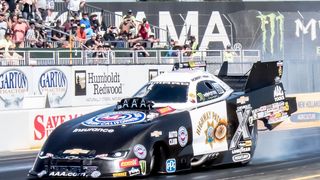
[232,153,251,162]
[178,126,188,147]
[190,101,228,156]
[139,160,147,175]
[166,159,176,173]
[133,144,147,159]
[230,105,252,150]
[274,85,285,101]
[81,111,146,127]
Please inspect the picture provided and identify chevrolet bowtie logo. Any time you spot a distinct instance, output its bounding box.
[63,148,90,155]
[236,96,249,105]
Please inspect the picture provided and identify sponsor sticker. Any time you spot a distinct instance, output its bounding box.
[238,140,252,148]
[232,153,251,162]
[274,85,285,101]
[197,112,228,149]
[178,126,188,147]
[119,158,139,169]
[150,131,162,137]
[133,144,147,159]
[168,131,177,138]
[230,105,252,150]
[112,172,127,177]
[90,171,101,178]
[82,111,146,127]
[139,160,147,175]
[237,96,249,105]
[166,159,176,173]
[73,128,114,133]
[169,138,177,146]
[128,167,140,176]
[63,149,90,155]
[49,171,86,177]
[231,147,251,154]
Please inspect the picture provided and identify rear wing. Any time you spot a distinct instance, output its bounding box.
[218,61,283,92]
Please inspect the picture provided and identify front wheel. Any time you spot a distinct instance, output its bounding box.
[150,145,167,174]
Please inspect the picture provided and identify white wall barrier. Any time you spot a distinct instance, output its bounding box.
[0,105,106,152]
[0,65,173,110]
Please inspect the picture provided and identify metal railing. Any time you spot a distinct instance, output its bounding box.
[0,49,260,67]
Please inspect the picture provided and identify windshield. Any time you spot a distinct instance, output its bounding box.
[133,82,189,103]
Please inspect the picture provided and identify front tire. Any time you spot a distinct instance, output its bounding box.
[150,145,167,174]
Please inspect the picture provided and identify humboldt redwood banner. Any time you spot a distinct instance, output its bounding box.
[52,1,320,61]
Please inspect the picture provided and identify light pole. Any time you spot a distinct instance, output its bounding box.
[298,11,304,60]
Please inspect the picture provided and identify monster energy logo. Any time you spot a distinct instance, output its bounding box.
[256,12,284,56]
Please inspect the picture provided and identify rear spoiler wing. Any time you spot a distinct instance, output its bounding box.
[218,61,283,92]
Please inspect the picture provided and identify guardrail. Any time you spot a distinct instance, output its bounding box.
[0,49,260,66]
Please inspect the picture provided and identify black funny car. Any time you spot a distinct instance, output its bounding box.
[28,61,297,178]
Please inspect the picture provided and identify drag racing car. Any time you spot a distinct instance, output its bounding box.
[28,61,296,178]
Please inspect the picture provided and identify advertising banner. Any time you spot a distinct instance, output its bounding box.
[0,67,32,109]
[72,65,172,106]
[32,67,72,108]
[274,93,320,130]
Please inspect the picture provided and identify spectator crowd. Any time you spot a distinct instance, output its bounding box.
[0,0,201,63]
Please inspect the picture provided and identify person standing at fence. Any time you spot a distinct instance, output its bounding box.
[0,32,21,65]
[189,35,199,55]
[66,0,86,19]
[85,32,97,57]
[0,12,7,40]
[223,45,237,62]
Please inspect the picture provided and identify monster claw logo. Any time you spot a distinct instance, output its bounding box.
[256,12,284,57]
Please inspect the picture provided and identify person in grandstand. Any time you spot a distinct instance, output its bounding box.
[131,42,150,57]
[12,15,28,48]
[85,32,97,57]
[89,13,100,32]
[35,0,47,21]
[138,18,150,41]
[25,19,37,47]
[76,23,86,43]
[46,0,55,22]
[103,43,114,63]
[103,25,118,47]
[0,12,7,40]
[122,9,136,23]
[19,0,33,20]
[80,11,90,29]
[65,0,85,19]
[51,19,66,47]
[0,31,15,52]
[63,16,74,32]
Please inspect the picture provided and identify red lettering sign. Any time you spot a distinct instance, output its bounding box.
[33,113,83,141]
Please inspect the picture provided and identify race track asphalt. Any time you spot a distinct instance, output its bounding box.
[1,127,319,180]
